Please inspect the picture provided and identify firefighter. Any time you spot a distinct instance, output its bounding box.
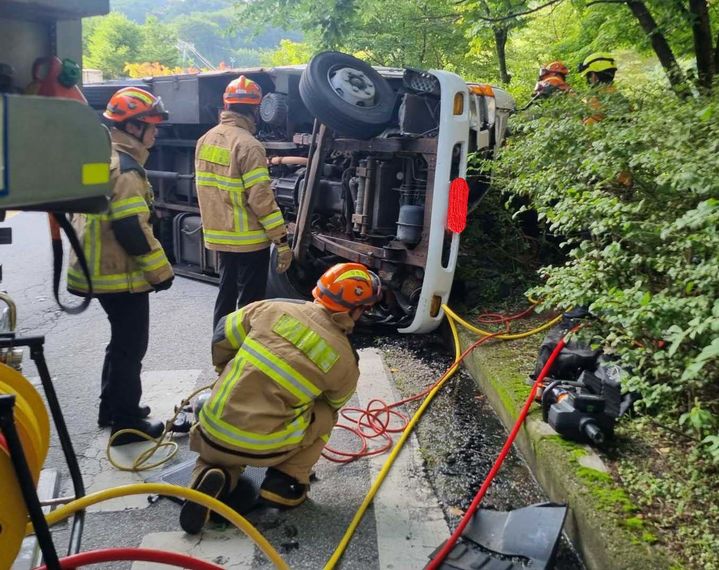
[579,52,619,125]
[179,263,382,534]
[532,61,571,99]
[195,75,292,331]
[68,87,173,444]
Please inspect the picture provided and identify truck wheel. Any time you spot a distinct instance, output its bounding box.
[299,51,395,139]
[266,242,311,301]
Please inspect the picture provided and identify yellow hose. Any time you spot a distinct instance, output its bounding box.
[107,384,213,472]
[25,482,289,570]
[323,313,463,570]
[442,305,562,339]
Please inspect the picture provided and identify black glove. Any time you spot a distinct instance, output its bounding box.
[153,277,174,292]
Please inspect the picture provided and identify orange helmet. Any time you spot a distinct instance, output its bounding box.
[103,87,168,124]
[539,61,569,81]
[312,263,382,313]
[223,75,262,109]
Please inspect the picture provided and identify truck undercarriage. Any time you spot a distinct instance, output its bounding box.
[84,52,513,333]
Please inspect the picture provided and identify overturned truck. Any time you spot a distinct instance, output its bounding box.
[84,52,514,333]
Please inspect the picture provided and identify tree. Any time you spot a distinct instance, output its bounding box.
[84,12,143,77]
[262,40,314,66]
[463,0,532,84]
[84,11,180,78]
[140,16,180,68]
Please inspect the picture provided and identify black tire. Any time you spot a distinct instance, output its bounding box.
[266,242,311,301]
[299,51,395,139]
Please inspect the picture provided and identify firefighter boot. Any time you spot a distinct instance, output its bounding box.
[259,467,308,508]
[180,468,228,535]
[109,416,163,446]
[98,404,151,428]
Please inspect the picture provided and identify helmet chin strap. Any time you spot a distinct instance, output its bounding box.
[119,120,148,144]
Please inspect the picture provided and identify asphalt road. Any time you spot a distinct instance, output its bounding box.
[2,211,583,569]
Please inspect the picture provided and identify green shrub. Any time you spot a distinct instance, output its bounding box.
[491,86,719,461]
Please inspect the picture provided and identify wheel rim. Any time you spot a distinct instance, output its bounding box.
[327,65,377,107]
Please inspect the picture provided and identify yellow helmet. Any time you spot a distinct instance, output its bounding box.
[578,52,617,76]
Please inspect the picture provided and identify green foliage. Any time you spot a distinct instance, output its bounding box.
[617,418,719,569]
[493,86,719,452]
[261,40,315,66]
[84,11,179,77]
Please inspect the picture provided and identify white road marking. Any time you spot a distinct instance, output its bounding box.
[76,369,202,512]
[354,349,450,569]
[132,530,254,569]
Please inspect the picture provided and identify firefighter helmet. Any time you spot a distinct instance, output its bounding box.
[539,61,569,80]
[223,75,262,109]
[103,87,168,124]
[312,263,382,312]
[578,52,617,76]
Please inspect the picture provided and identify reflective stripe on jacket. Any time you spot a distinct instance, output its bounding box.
[195,111,287,253]
[200,300,359,455]
[67,129,173,294]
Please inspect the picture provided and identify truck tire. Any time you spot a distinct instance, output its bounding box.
[299,51,395,139]
[266,242,310,301]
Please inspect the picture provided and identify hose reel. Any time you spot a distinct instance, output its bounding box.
[0,363,50,568]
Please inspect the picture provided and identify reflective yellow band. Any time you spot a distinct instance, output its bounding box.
[199,405,308,451]
[136,249,169,272]
[204,229,270,247]
[225,309,247,349]
[198,144,231,166]
[336,269,369,283]
[196,171,245,192]
[208,357,246,417]
[243,166,270,189]
[272,313,339,373]
[110,196,149,220]
[239,338,321,403]
[326,391,354,409]
[67,268,149,292]
[258,210,285,231]
[321,433,331,443]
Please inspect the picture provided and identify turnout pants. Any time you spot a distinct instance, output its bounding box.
[98,292,150,419]
[190,399,336,489]
[213,249,270,331]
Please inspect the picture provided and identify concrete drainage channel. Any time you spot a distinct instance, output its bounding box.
[355,332,585,569]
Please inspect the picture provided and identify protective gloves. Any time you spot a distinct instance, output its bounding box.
[275,242,293,274]
[153,276,174,292]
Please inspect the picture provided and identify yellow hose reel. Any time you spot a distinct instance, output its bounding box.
[0,362,50,568]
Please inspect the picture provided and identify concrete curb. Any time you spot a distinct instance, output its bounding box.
[458,330,674,570]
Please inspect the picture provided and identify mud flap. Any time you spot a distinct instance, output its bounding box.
[428,502,568,570]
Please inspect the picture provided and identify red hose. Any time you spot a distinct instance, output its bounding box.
[427,326,579,570]
[322,311,519,463]
[34,547,224,570]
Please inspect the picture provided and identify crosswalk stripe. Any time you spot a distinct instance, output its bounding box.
[354,349,450,569]
[133,530,254,569]
[75,369,202,512]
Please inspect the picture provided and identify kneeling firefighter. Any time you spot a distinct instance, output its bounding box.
[180,263,381,534]
[68,87,174,443]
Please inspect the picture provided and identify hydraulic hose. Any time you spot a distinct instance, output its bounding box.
[426,326,580,570]
[106,384,213,472]
[323,315,493,570]
[35,547,224,569]
[25,483,289,570]
[443,304,562,340]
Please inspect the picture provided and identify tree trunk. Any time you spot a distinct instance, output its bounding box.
[688,0,714,91]
[625,1,689,95]
[716,29,719,73]
[494,26,510,84]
